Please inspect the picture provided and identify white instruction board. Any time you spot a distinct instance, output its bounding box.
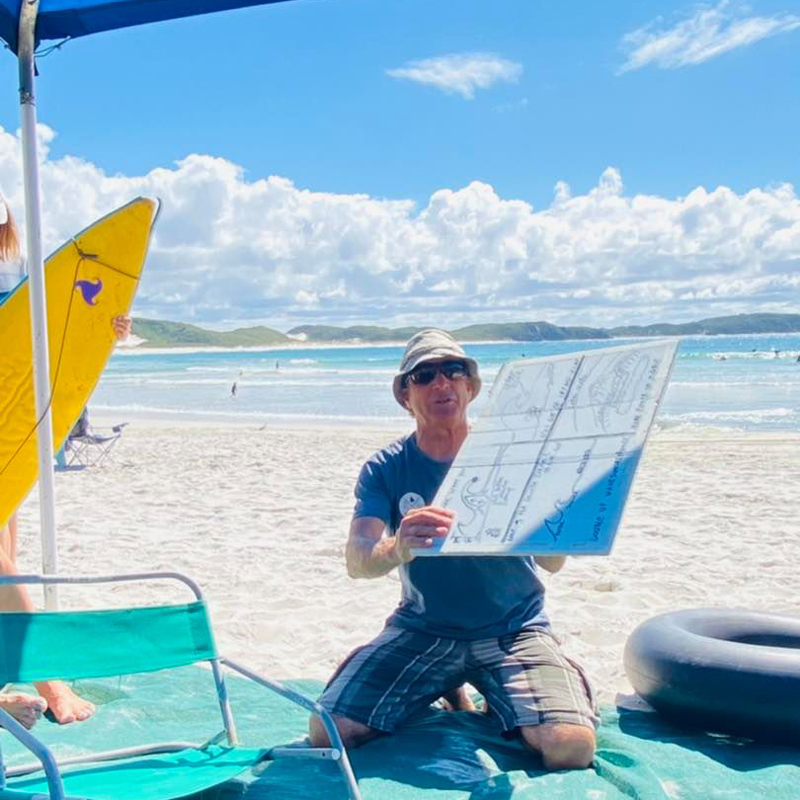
[419,339,678,556]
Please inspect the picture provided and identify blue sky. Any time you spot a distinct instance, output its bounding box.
[0,0,798,330]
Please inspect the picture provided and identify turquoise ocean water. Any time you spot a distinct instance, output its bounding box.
[92,334,800,432]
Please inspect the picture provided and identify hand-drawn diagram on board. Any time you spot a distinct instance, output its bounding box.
[418,339,678,557]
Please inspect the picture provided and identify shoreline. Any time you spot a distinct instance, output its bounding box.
[90,408,414,432]
[115,337,616,355]
[89,409,799,441]
[115,329,800,355]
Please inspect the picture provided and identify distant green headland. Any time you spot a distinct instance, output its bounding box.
[130,313,800,349]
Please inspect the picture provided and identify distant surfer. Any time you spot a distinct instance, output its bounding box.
[230,381,238,398]
[0,193,130,729]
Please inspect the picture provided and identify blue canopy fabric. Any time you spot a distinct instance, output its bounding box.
[0,0,297,53]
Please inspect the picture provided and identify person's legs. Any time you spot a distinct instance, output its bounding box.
[1,514,17,562]
[0,515,34,615]
[468,628,599,770]
[309,713,380,750]
[1,515,44,729]
[310,626,466,749]
[439,685,477,711]
[519,721,595,770]
[0,515,95,725]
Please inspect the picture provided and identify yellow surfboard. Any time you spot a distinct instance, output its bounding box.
[0,197,160,527]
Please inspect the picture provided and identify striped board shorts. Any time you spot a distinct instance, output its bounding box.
[318,625,599,733]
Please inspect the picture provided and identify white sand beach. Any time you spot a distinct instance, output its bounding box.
[14,421,800,706]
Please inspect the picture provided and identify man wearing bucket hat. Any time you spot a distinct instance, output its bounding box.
[310,329,598,770]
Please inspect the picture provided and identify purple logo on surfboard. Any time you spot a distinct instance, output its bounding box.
[75,278,103,306]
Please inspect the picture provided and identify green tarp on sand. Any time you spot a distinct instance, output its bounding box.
[2,667,799,799]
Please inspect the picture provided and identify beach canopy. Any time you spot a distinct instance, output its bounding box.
[0,0,297,53]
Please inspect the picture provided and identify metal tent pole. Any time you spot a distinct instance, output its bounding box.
[18,0,59,609]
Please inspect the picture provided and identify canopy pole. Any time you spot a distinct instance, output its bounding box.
[18,0,59,610]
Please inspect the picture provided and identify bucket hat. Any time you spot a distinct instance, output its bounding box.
[392,328,481,407]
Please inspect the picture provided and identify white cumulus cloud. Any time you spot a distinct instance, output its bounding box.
[1,126,799,331]
[619,1,800,72]
[387,52,522,99]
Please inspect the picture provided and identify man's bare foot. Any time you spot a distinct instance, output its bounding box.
[440,685,477,712]
[0,692,48,730]
[34,681,95,724]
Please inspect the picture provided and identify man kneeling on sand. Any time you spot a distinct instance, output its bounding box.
[309,329,598,770]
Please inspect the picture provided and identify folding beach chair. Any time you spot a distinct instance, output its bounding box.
[0,573,362,800]
[60,423,126,469]
[55,407,127,470]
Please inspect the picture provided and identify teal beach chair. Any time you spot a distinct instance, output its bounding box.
[0,573,362,800]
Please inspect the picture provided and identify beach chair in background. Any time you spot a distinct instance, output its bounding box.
[0,572,363,800]
[61,423,127,469]
[55,408,127,470]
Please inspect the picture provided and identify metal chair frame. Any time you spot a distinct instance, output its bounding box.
[60,423,127,469]
[0,572,362,800]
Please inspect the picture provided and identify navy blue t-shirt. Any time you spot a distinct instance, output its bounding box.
[354,433,550,639]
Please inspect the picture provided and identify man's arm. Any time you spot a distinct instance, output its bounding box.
[534,555,566,574]
[346,506,455,579]
[346,517,401,579]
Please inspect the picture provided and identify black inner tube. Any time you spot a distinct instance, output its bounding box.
[624,609,800,744]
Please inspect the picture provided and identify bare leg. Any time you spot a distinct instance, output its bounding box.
[2,513,18,562]
[309,713,380,750]
[0,518,34,614]
[0,693,47,730]
[440,685,476,711]
[440,684,493,714]
[1,515,95,725]
[520,722,595,770]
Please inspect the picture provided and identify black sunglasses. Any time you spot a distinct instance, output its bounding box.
[405,360,470,387]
